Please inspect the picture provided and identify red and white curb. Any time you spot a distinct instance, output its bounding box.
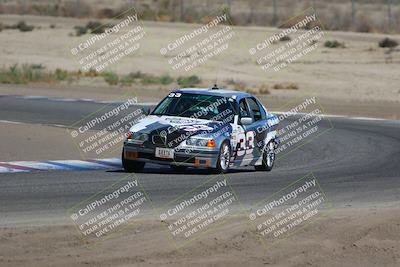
[0,158,122,174]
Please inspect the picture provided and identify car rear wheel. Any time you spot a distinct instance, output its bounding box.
[255,141,275,171]
[122,149,145,172]
[215,142,230,173]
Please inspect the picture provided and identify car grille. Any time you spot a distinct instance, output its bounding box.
[138,152,195,163]
[152,135,167,146]
[151,131,184,148]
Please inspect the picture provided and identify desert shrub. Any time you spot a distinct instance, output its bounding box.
[272,83,283,89]
[379,37,398,48]
[324,40,345,48]
[84,69,99,77]
[102,71,119,85]
[30,64,45,70]
[272,82,299,90]
[157,14,173,22]
[86,21,102,30]
[49,24,56,29]
[177,75,201,87]
[86,21,107,34]
[120,75,135,86]
[74,25,88,36]
[73,21,110,35]
[309,39,318,46]
[0,65,22,84]
[244,87,259,94]
[232,81,246,91]
[119,72,174,86]
[141,74,160,84]
[55,69,68,80]
[258,84,270,94]
[16,21,34,32]
[128,71,146,79]
[287,83,299,90]
[0,64,65,84]
[138,6,157,21]
[159,74,174,85]
[280,35,291,42]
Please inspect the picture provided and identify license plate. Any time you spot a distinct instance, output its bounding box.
[155,147,174,159]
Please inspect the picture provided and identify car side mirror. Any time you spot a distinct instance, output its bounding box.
[142,106,151,115]
[240,117,253,125]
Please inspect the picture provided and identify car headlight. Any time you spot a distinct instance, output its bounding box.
[186,138,216,148]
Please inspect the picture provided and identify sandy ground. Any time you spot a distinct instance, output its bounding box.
[0,14,399,104]
[0,208,399,267]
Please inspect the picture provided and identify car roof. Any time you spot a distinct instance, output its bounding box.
[175,88,251,98]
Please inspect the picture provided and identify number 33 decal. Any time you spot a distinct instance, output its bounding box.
[237,131,254,156]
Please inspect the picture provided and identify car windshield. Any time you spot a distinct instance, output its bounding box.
[152,92,236,122]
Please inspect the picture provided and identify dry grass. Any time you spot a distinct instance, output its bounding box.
[272,82,299,90]
[0,0,399,33]
[229,80,270,95]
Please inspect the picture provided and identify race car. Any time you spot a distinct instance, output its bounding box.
[122,87,279,173]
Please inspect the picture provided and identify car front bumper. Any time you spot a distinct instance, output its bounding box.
[123,143,220,168]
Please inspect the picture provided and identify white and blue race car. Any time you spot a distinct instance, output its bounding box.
[122,87,279,173]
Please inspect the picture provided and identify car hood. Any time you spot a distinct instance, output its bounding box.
[130,115,229,133]
[129,115,231,147]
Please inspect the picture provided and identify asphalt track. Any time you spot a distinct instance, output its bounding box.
[0,95,399,226]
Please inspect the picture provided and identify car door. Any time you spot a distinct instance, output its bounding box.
[233,98,260,165]
[243,97,266,162]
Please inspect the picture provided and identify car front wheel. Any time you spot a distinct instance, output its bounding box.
[215,142,231,173]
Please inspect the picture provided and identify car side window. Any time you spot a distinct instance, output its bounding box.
[246,97,263,121]
[239,99,250,118]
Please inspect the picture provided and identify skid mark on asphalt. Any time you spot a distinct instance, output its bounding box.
[0,158,121,173]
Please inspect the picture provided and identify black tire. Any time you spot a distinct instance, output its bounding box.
[170,165,187,172]
[255,141,275,171]
[214,141,231,173]
[122,149,145,172]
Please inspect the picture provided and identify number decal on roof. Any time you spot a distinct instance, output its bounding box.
[168,93,182,98]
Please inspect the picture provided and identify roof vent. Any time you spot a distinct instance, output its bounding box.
[211,84,219,90]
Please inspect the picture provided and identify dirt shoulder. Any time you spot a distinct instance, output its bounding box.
[0,15,399,105]
[1,207,399,267]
